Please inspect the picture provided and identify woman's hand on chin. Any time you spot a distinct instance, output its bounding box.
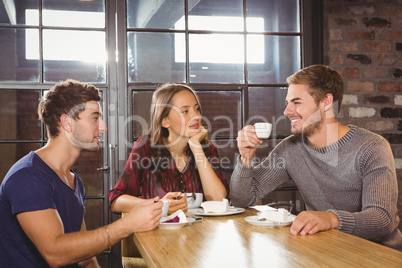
[188,125,207,148]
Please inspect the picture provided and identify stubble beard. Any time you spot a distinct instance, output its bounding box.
[292,120,322,138]
[291,108,323,138]
[67,131,100,152]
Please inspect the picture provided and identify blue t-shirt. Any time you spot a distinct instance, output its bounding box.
[0,152,86,268]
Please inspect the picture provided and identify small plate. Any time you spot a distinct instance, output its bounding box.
[159,217,196,229]
[257,211,292,217]
[188,207,245,216]
[245,214,296,227]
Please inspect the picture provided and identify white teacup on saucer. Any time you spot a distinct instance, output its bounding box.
[187,193,203,209]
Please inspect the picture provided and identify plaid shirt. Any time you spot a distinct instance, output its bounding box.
[109,135,228,203]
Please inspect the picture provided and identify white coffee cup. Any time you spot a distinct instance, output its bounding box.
[186,193,203,209]
[254,122,272,139]
[161,200,169,217]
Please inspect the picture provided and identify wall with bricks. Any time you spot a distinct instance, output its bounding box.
[323,0,402,227]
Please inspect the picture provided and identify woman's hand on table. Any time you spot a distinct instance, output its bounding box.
[290,211,340,236]
[162,192,188,214]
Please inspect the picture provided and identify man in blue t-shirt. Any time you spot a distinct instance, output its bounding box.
[0,79,163,267]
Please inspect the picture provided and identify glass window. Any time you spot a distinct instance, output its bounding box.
[197,91,241,139]
[248,87,291,137]
[0,143,41,184]
[127,0,303,85]
[188,0,243,31]
[84,199,104,230]
[128,32,185,83]
[127,0,185,29]
[72,150,104,196]
[0,0,39,26]
[132,91,153,139]
[247,35,300,84]
[43,30,106,82]
[213,139,238,169]
[0,90,41,140]
[42,0,105,28]
[189,34,245,83]
[0,1,106,83]
[0,28,40,82]
[247,0,300,33]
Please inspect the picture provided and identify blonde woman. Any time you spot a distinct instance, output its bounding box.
[109,83,228,214]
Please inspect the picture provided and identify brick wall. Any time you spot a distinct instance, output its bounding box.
[323,0,402,224]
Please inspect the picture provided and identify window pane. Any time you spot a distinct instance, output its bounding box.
[197,91,241,139]
[43,30,106,83]
[248,87,291,137]
[72,149,104,196]
[0,28,39,82]
[0,143,41,184]
[42,0,105,28]
[247,35,300,84]
[0,90,41,140]
[132,91,153,139]
[0,0,39,26]
[188,0,243,31]
[247,0,300,32]
[128,32,185,83]
[84,199,104,230]
[212,139,238,171]
[253,139,283,163]
[189,34,244,83]
[127,0,184,29]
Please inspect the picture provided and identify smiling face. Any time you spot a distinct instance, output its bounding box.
[162,90,201,141]
[67,100,107,151]
[284,84,324,137]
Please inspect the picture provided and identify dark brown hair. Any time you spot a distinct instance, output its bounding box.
[38,79,101,137]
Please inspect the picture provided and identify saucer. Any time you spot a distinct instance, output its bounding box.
[245,214,296,228]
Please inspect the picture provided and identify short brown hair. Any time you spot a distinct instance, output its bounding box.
[38,79,101,138]
[286,65,344,114]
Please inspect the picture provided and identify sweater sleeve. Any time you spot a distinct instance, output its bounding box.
[230,143,291,208]
[329,137,399,241]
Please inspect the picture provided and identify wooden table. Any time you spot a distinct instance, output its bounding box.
[128,209,402,268]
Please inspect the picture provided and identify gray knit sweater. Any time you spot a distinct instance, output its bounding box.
[230,125,402,251]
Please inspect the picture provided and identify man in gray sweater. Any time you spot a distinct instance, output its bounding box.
[230,64,402,251]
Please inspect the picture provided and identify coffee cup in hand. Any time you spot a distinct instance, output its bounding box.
[254,122,272,139]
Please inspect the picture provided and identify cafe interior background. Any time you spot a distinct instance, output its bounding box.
[0,0,401,266]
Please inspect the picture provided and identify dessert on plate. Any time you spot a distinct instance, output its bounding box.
[257,208,288,222]
[201,198,229,213]
[160,209,187,223]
